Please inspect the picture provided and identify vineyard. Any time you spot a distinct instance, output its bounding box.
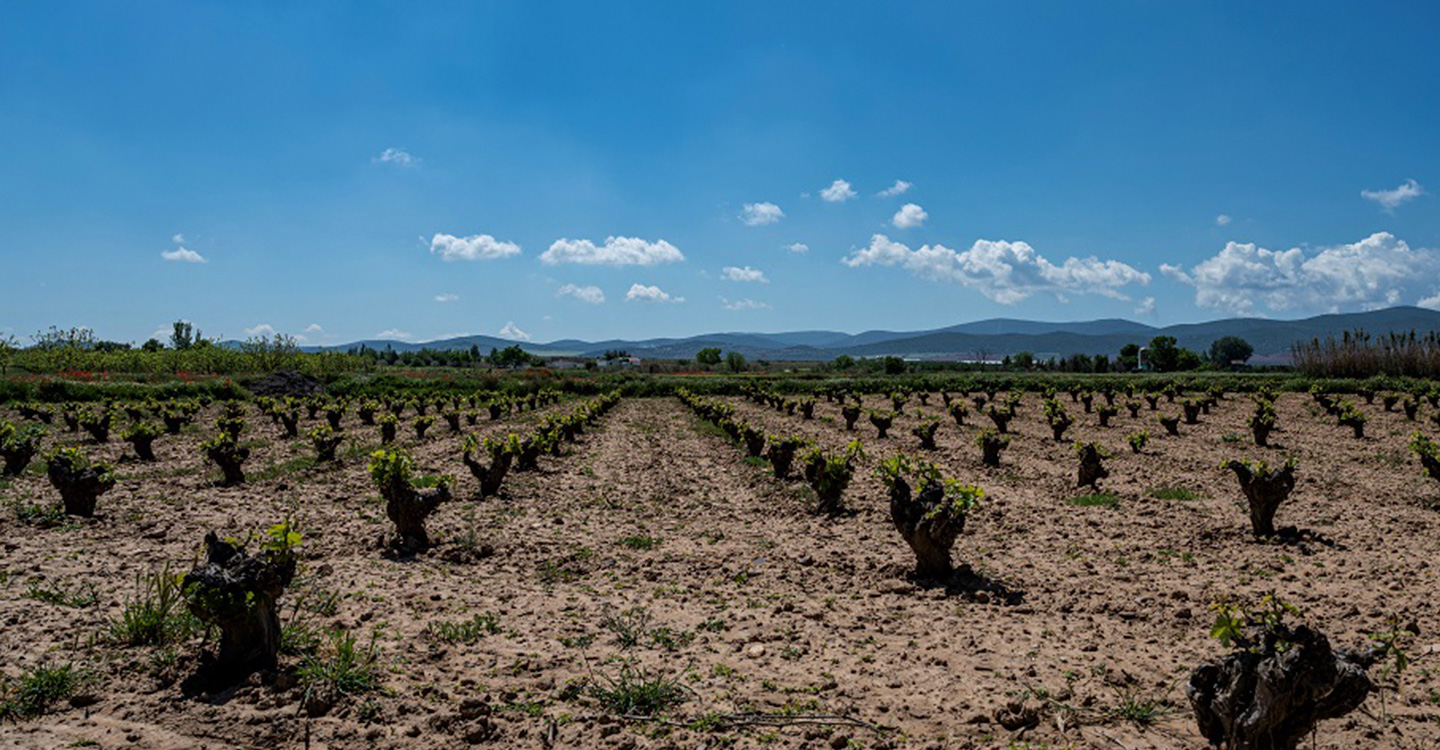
[2,376,1440,749]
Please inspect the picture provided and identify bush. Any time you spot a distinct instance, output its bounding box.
[45,447,114,516]
[1188,595,1375,749]
[0,421,44,476]
[369,449,452,554]
[309,425,342,462]
[461,434,518,497]
[1223,457,1298,537]
[803,441,863,515]
[182,521,300,675]
[201,433,250,485]
[1075,442,1110,488]
[1126,430,1149,454]
[974,428,1009,468]
[121,422,164,461]
[868,411,895,438]
[878,455,983,578]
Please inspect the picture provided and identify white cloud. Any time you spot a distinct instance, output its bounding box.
[1362,179,1424,213]
[540,236,684,266]
[722,297,771,310]
[625,283,683,303]
[721,266,768,283]
[820,179,857,203]
[244,323,278,338]
[844,233,1151,304]
[556,283,605,304]
[784,242,809,254]
[498,322,530,341]
[1163,232,1440,314]
[1134,297,1156,316]
[878,180,912,197]
[161,247,207,263]
[375,147,418,167]
[376,329,412,340]
[891,203,928,229]
[171,233,186,244]
[429,233,522,261]
[1215,214,1232,227]
[304,323,324,334]
[741,202,784,226]
[434,293,459,303]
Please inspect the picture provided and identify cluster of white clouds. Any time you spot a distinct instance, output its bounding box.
[374,148,418,167]
[891,203,927,229]
[161,231,207,263]
[721,297,770,311]
[783,242,809,254]
[430,233,522,261]
[556,284,605,304]
[1362,179,1424,213]
[844,234,1151,305]
[721,266,768,283]
[820,179,857,203]
[1162,232,1440,314]
[625,283,683,303]
[878,180,912,197]
[740,202,785,227]
[434,293,459,303]
[498,322,530,341]
[541,236,684,266]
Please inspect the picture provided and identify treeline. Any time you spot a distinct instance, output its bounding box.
[1293,329,1440,379]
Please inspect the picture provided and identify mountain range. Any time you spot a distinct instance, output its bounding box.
[305,306,1440,364]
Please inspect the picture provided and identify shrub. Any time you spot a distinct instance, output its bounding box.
[878,455,983,578]
[1044,400,1072,442]
[740,424,766,457]
[1336,401,1366,438]
[868,411,895,438]
[974,428,1009,468]
[78,406,112,443]
[911,419,940,450]
[948,402,968,426]
[765,435,805,479]
[378,413,398,444]
[162,406,193,435]
[201,433,250,485]
[1096,405,1118,427]
[798,398,815,420]
[1126,430,1149,454]
[1159,415,1180,436]
[986,405,1013,434]
[309,425,343,462]
[412,415,435,440]
[1181,399,1202,425]
[1188,595,1375,750]
[1075,442,1110,489]
[0,421,44,476]
[841,404,861,431]
[803,441,863,515]
[45,447,114,516]
[1248,398,1277,447]
[1125,400,1142,418]
[368,449,452,554]
[1408,431,1440,483]
[461,434,518,497]
[121,422,163,461]
[182,521,300,675]
[1223,457,1298,537]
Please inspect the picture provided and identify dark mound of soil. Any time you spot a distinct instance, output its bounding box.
[245,371,325,398]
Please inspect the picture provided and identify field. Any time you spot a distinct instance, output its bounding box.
[2,383,1440,749]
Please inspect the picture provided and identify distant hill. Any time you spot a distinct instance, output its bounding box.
[303,306,1440,364]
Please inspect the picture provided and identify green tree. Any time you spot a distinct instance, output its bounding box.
[141,338,164,352]
[696,348,722,366]
[1146,336,1181,372]
[882,356,906,375]
[1208,336,1254,367]
[170,320,196,351]
[1012,351,1035,371]
[488,344,534,369]
[725,351,747,372]
[833,354,855,370]
[1116,343,1140,372]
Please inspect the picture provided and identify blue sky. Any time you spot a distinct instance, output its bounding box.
[2,1,1438,346]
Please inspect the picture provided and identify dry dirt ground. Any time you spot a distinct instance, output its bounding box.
[2,392,1440,749]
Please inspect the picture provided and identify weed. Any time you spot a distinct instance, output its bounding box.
[621,535,661,551]
[427,612,502,644]
[298,628,383,701]
[1149,485,1201,501]
[25,578,98,608]
[0,662,86,722]
[106,569,201,647]
[1067,492,1120,508]
[589,662,689,715]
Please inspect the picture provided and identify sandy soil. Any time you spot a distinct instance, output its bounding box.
[2,392,1440,749]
